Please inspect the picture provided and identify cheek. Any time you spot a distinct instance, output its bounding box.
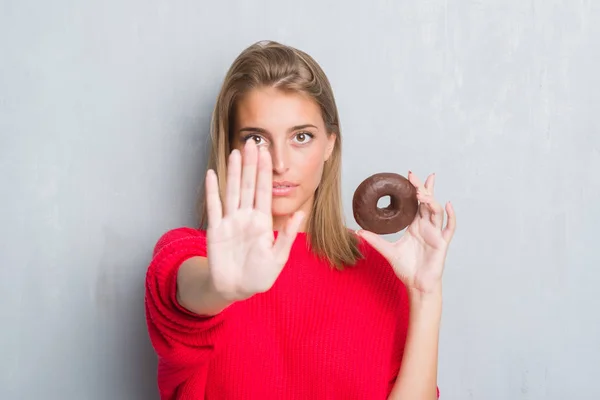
[294,150,326,186]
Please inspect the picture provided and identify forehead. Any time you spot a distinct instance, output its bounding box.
[234,87,323,128]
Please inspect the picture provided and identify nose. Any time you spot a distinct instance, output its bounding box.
[270,143,289,175]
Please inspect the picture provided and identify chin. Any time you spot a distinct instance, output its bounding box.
[271,198,302,217]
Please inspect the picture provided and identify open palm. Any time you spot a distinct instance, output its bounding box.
[205,140,304,301]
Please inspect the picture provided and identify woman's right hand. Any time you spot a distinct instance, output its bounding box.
[204,140,305,302]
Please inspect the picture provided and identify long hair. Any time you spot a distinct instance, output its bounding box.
[197,40,363,269]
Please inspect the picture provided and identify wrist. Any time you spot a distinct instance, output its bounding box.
[184,268,236,316]
[205,273,238,306]
[408,282,442,302]
[407,284,443,321]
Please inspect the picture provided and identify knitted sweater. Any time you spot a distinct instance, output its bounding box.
[145,227,440,399]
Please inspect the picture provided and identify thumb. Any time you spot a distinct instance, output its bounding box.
[273,211,305,264]
[356,229,395,261]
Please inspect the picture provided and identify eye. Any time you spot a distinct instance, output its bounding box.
[293,132,314,144]
[243,134,266,146]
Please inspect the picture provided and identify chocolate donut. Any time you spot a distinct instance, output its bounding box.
[352,172,418,234]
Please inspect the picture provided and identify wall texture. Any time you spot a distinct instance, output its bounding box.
[1,1,599,399]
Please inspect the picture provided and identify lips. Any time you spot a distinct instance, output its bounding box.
[272,181,298,188]
[272,181,298,196]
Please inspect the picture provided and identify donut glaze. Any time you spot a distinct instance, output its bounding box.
[352,172,418,234]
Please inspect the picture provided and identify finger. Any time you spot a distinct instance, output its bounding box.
[273,210,305,265]
[409,172,430,220]
[417,191,444,228]
[418,201,429,220]
[416,186,432,220]
[408,170,424,189]
[442,201,456,243]
[205,169,222,229]
[239,140,259,209]
[356,229,396,263]
[225,149,241,216]
[428,200,444,228]
[255,146,273,214]
[417,186,429,218]
[424,173,435,195]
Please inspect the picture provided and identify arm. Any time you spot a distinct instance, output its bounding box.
[358,171,455,400]
[145,227,231,399]
[388,286,442,400]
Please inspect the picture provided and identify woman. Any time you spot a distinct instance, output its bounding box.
[145,40,456,399]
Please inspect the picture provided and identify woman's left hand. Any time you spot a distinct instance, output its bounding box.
[357,171,456,295]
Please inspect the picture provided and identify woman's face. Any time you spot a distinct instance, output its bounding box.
[231,87,336,231]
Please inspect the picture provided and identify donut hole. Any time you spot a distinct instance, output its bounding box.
[377,195,392,210]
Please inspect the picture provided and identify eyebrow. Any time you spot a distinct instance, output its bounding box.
[238,124,319,135]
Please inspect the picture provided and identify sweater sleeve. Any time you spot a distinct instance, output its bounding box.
[144,227,229,398]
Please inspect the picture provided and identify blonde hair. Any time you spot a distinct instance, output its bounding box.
[198,40,363,269]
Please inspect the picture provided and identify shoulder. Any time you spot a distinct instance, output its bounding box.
[153,226,207,257]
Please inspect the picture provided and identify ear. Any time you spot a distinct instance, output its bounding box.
[324,133,337,161]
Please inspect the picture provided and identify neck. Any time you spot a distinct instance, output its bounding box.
[272,215,289,232]
[273,214,308,233]
[273,196,314,233]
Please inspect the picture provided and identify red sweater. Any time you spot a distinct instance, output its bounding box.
[145,227,440,399]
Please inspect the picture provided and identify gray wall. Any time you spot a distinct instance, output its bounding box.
[1,1,599,399]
